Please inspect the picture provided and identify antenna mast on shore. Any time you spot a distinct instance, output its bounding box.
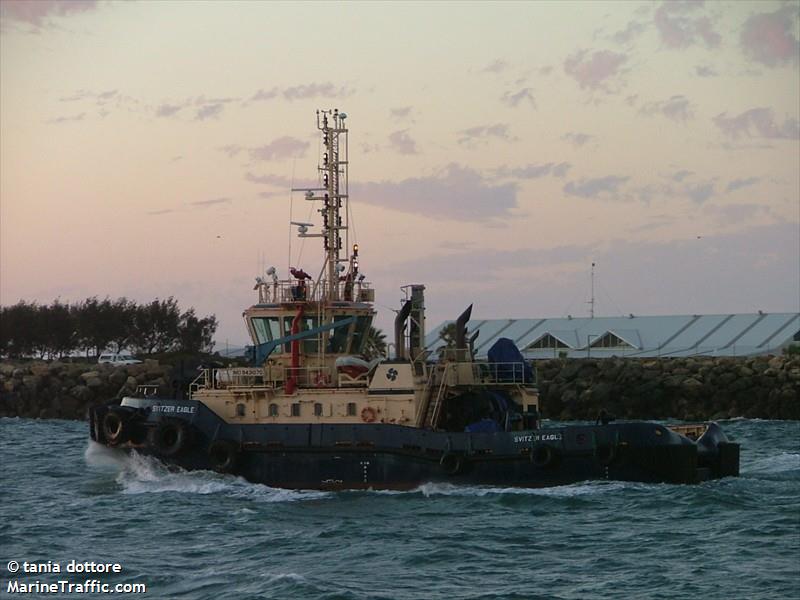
[588,262,596,319]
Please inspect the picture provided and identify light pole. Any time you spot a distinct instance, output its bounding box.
[587,334,598,359]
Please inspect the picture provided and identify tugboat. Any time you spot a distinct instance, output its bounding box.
[89,110,739,489]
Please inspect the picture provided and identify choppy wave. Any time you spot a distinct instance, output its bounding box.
[746,452,800,475]
[1,418,798,600]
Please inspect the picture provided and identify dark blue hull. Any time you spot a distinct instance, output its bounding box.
[89,398,739,490]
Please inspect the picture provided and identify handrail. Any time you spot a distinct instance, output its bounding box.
[255,278,373,304]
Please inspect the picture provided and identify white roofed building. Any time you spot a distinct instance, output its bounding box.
[425,313,800,360]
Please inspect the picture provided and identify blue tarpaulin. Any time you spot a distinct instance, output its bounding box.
[487,338,533,382]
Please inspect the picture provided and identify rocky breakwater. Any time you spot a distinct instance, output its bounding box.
[537,354,800,421]
[0,360,174,420]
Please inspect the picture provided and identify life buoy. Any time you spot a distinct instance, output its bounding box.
[361,406,377,423]
[208,440,239,473]
[149,420,190,457]
[531,444,557,468]
[102,410,128,446]
[440,452,466,476]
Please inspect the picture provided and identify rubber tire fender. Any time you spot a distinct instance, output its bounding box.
[440,452,466,476]
[531,444,557,468]
[208,440,240,473]
[595,445,617,466]
[149,420,191,457]
[102,409,130,446]
[92,405,109,443]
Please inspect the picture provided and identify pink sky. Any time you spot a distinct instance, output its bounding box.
[1,1,798,347]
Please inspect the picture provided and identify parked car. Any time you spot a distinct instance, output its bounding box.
[98,353,142,365]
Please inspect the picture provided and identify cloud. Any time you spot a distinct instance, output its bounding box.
[671,169,693,182]
[249,137,310,161]
[219,144,244,158]
[740,5,800,67]
[705,203,769,225]
[156,104,183,118]
[500,88,536,108]
[714,107,800,140]
[282,83,353,101]
[457,124,515,145]
[387,130,418,155]
[245,172,292,187]
[695,65,718,77]
[685,182,715,204]
[351,164,518,221]
[0,0,97,30]
[191,198,232,208]
[562,132,595,147]
[563,49,627,92]
[46,113,85,124]
[219,137,309,162]
[251,88,279,102]
[726,177,760,192]
[495,162,572,180]
[612,20,647,44]
[552,163,571,178]
[639,95,694,121]
[654,1,721,49]
[247,83,354,103]
[482,59,508,73]
[563,176,629,199]
[147,209,174,216]
[195,103,224,120]
[390,106,413,119]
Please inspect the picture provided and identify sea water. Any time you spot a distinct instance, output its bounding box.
[1,418,798,599]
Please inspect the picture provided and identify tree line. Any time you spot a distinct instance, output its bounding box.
[0,297,217,359]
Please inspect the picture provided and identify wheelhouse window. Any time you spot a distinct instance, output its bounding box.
[314,403,323,416]
[302,316,320,354]
[291,403,301,417]
[350,316,372,354]
[251,317,281,344]
[347,402,357,416]
[328,316,352,354]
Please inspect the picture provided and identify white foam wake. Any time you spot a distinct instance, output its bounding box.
[84,442,331,503]
[412,480,632,498]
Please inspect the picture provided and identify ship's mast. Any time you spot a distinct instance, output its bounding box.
[318,109,348,301]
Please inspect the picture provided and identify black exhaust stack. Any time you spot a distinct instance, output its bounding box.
[455,304,472,350]
[394,300,413,359]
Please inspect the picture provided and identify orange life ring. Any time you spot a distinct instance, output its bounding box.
[361,406,377,423]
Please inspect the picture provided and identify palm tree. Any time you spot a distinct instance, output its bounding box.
[439,322,457,348]
[363,326,387,360]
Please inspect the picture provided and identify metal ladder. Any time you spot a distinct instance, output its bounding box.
[423,363,451,428]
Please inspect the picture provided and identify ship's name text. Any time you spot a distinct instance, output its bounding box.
[150,405,196,414]
[513,433,562,443]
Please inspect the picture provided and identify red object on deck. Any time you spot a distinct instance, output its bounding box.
[285,305,305,395]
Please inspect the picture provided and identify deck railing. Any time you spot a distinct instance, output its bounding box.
[255,279,374,304]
